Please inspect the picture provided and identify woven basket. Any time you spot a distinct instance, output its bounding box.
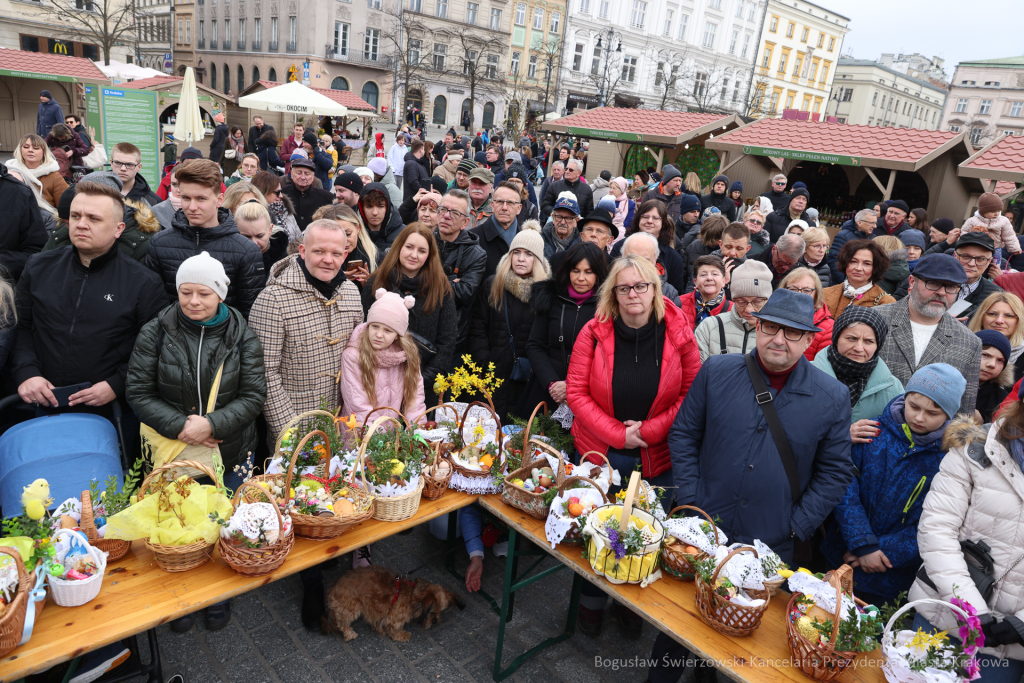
[246,409,346,494]
[141,460,223,572]
[47,529,107,607]
[80,490,130,562]
[410,402,457,459]
[881,599,972,683]
[422,442,453,501]
[219,481,295,576]
[555,475,608,545]
[786,565,862,682]
[764,576,786,596]
[502,439,566,519]
[0,545,33,658]
[661,505,720,581]
[449,401,504,482]
[357,415,427,522]
[694,545,771,637]
[572,450,613,487]
[584,472,665,585]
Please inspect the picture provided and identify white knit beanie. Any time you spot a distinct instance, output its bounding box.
[508,220,549,275]
[176,251,230,300]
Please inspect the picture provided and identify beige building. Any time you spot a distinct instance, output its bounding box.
[172,0,204,81]
[939,57,1024,149]
[832,57,946,129]
[0,0,132,63]
[505,0,567,124]
[749,0,849,118]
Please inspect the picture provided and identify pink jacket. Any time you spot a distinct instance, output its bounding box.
[340,323,426,426]
[962,212,1020,253]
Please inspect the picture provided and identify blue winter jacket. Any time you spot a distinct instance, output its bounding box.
[811,348,904,423]
[36,99,65,138]
[820,395,948,603]
[670,350,853,563]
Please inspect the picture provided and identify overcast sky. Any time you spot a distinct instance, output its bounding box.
[821,0,1022,81]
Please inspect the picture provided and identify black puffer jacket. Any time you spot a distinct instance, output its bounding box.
[765,205,817,243]
[796,256,832,289]
[358,182,405,249]
[144,208,265,318]
[522,278,598,413]
[0,163,47,280]
[469,273,537,422]
[127,304,267,470]
[700,176,738,222]
[125,172,161,206]
[435,229,487,346]
[280,178,334,232]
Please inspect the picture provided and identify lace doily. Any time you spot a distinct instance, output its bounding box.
[266,454,348,479]
[544,485,605,548]
[449,471,503,494]
[662,516,728,554]
[710,545,768,592]
[787,571,858,619]
[223,502,290,544]
[551,402,574,429]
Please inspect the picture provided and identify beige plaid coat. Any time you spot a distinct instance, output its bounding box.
[249,254,363,442]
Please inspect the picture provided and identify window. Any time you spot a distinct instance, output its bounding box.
[792,54,802,75]
[223,64,229,93]
[598,0,608,18]
[736,1,743,18]
[971,127,984,145]
[533,7,543,29]
[785,94,794,108]
[769,16,777,32]
[491,9,501,29]
[678,14,689,41]
[361,81,379,108]
[211,64,216,89]
[482,101,495,127]
[695,71,708,97]
[186,20,191,44]
[827,37,834,51]
[363,28,379,60]
[808,60,818,81]
[812,99,820,113]
[786,22,794,38]
[432,95,447,124]
[199,20,205,42]
[328,75,347,90]
[591,45,600,75]
[239,18,245,44]
[367,0,381,7]
[949,125,961,133]
[334,22,349,55]
[237,65,244,91]
[741,33,749,57]
[729,30,738,54]
[769,92,778,113]
[702,21,716,48]
[622,55,637,82]
[842,87,853,102]
[407,38,420,63]
[721,79,729,100]
[436,0,447,18]
[1011,102,1023,117]
[579,0,590,13]
[178,20,183,44]
[630,0,646,28]
[709,0,721,9]
[528,54,537,78]
[820,64,828,83]
[486,54,498,78]
[268,67,277,81]
[761,47,771,69]
[515,2,525,24]
[655,61,664,86]
[664,9,673,36]
[271,17,278,43]
[463,50,477,74]
[748,5,754,20]
[212,20,217,42]
[433,43,446,70]
[800,27,808,42]
[466,2,478,24]
[289,17,296,44]
[985,81,1000,86]
[550,12,560,32]
[955,98,967,113]
[572,43,583,71]
[980,99,992,115]
[410,0,421,10]
[254,18,260,45]
[778,52,787,73]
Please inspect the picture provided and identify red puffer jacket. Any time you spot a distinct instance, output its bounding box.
[803,304,835,361]
[566,299,701,477]
[678,292,732,330]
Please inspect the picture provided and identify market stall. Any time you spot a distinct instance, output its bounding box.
[958,133,1024,205]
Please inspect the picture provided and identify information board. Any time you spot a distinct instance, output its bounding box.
[100,88,160,184]
[85,86,102,146]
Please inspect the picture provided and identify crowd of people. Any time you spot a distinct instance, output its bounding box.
[3,107,1024,683]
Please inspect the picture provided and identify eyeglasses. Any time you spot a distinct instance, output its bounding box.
[492,199,522,207]
[613,282,652,296]
[581,226,609,237]
[786,286,816,295]
[758,320,807,341]
[439,207,468,219]
[773,181,786,185]
[552,215,578,225]
[955,251,992,265]
[746,219,764,227]
[918,278,961,295]
[733,298,767,309]
[112,160,138,170]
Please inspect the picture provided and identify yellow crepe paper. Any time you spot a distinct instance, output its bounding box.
[104,477,233,545]
[587,506,660,582]
[0,537,36,565]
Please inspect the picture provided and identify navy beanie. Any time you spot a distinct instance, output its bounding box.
[792,181,807,190]
[679,194,701,214]
[730,180,743,194]
[977,330,1011,366]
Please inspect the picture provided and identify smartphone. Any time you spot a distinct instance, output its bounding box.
[347,260,364,270]
[51,382,92,407]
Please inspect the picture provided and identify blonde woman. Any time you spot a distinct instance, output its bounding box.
[683,171,702,197]
[222,181,268,215]
[7,133,67,213]
[311,203,377,288]
[566,254,699,637]
[779,267,833,359]
[968,291,1024,378]
[235,201,287,276]
[873,234,911,299]
[798,226,832,287]
[469,222,550,421]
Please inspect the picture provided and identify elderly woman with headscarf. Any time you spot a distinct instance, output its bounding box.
[607,176,635,232]
[811,306,904,443]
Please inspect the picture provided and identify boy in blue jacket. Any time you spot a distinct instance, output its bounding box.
[820,363,966,606]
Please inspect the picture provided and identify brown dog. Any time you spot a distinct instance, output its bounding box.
[322,565,465,641]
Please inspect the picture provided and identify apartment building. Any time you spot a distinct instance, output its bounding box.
[832,57,946,129]
[939,57,1024,149]
[137,0,173,71]
[0,0,132,63]
[504,0,568,120]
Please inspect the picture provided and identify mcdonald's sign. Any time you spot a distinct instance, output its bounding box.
[48,39,70,55]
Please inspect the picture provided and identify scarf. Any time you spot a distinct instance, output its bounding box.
[958,278,981,301]
[299,256,346,299]
[842,281,874,301]
[694,290,725,326]
[503,269,534,304]
[550,227,578,253]
[827,306,889,407]
[1011,343,1024,364]
[169,189,181,210]
[268,200,288,226]
[750,229,770,248]
[612,193,629,229]
[568,284,591,305]
[196,303,230,327]
[229,136,245,153]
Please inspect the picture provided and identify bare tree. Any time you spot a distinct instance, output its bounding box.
[652,57,689,110]
[377,2,433,119]
[503,70,532,134]
[537,36,565,117]
[447,24,502,130]
[43,0,145,65]
[744,72,772,118]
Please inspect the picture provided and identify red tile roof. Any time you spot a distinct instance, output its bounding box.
[254,80,376,112]
[545,107,730,139]
[994,180,1018,195]
[713,118,962,165]
[0,47,107,82]
[963,135,1024,175]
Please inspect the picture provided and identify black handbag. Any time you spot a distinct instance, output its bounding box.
[916,539,1017,606]
[408,331,436,365]
[504,292,532,382]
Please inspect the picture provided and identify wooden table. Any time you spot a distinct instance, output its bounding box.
[479,495,887,683]
[1,490,478,682]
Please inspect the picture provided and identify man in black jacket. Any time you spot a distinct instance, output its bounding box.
[765,187,816,243]
[700,174,738,222]
[145,159,265,317]
[14,181,165,414]
[111,142,161,206]
[470,182,522,276]
[436,189,487,350]
[281,157,334,231]
[760,173,791,212]
[0,163,47,280]
[540,159,593,224]
[248,116,274,154]
[402,140,431,201]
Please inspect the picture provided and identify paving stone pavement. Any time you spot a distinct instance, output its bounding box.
[117,516,689,683]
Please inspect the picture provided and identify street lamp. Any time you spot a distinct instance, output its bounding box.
[595,28,622,107]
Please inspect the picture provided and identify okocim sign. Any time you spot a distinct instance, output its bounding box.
[740,145,862,166]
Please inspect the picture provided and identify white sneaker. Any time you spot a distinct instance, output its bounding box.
[492,541,508,557]
[353,545,372,568]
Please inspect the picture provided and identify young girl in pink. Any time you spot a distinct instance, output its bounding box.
[962,192,1020,265]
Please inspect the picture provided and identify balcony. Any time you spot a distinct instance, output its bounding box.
[197,39,205,48]
[238,40,246,50]
[286,41,296,52]
[268,41,278,51]
[223,39,231,49]
[251,40,261,50]
[325,45,394,69]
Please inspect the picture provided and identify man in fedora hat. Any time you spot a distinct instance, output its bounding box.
[648,288,853,683]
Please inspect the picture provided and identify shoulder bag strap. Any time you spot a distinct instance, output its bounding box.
[503,291,518,360]
[744,353,801,504]
[716,316,728,355]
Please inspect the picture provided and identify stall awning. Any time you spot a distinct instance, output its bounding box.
[958,134,1024,184]
[239,80,378,118]
[540,106,740,147]
[0,47,108,83]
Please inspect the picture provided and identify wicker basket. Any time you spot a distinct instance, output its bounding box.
[141,460,224,572]
[694,546,771,637]
[502,439,566,519]
[572,451,613,487]
[219,481,295,576]
[786,565,862,682]
[661,505,720,581]
[246,409,346,493]
[422,442,453,501]
[80,490,130,562]
[47,529,107,607]
[357,415,427,522]
[555,475,608,545]
[881,599,972,683]
[585,471,665,585]
[411,402,458,459]
[764,576,786,596]
[0,545,34,658]
[449,401,504,482]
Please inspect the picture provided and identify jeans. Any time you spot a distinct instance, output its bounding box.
[460,504,485,558]
[578,450,673,610]
[913,613,1024,683]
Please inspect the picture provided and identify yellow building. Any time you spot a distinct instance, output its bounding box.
[506,0,568,125]
[749,0,849,119]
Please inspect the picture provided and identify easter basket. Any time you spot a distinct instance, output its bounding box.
[80,489,131,562]
[502,439,566,519]
[694,546,771,637]
[555,476,609,545]
[0,545,35,657]
[357,414,428,522]
[786,565,865,681]
[881,599,978,683]
[219,481,295,577]
[141,460,223,572]
[46,529,108,607]
[660,505,721,581]
[412,402,459,459]
[246,409,346,494]
[582,471,665,585]
[421,441,453,501]
[448,401,504,482]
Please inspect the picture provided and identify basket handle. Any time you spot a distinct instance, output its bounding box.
[351,415,405,494]
[457,400,504,451]
[0,545,30,586]
[521,401,548,445]
[557,476,609,504]
[666,505,721,547]
[528,438,567,486]
[619,471,642,531]
[822,565,855,649]
[359,406,412,440]
[579,450,612,477]
[710,545,759,586]
[883,598,971,637]
[50,528,107,574]
[140,459,225,496]
[285,429,332,498]
[80,490,99,542]
[273,409,341,454]
[409,401,454,427]
[231,481,287,534]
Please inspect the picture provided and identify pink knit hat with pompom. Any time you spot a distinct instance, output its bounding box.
[367,288,415,336]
